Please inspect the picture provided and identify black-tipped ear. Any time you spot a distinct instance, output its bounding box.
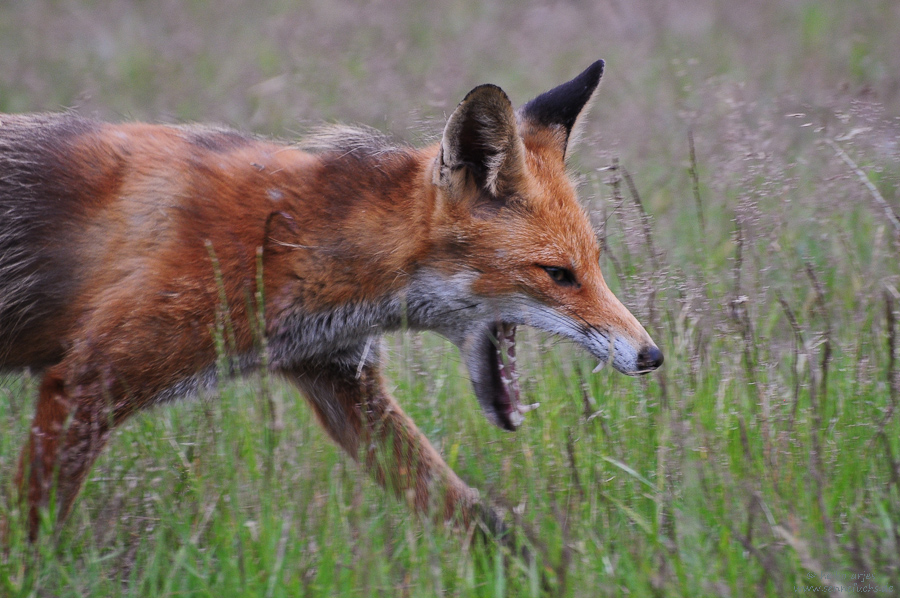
[519,60,604,154]
[438,84,524,197]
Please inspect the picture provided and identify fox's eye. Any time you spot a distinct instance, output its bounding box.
[541,265,578,287]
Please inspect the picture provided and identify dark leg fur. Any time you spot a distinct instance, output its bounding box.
[16,368,113,540]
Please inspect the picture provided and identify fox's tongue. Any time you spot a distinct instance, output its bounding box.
[468,323,538,431]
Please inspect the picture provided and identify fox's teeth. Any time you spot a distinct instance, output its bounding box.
[517,402,540,413]
[593,335,616,373]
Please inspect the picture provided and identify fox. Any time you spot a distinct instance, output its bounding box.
[0,59,662,543]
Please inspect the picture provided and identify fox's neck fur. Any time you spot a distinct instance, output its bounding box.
[263,140,471,367]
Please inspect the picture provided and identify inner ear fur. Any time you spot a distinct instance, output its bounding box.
[438,84,525,198]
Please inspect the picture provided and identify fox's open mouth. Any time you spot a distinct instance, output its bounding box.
[461,317,662,430]
[467,321,539,431]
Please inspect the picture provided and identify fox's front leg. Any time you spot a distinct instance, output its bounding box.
[282,350,505,535]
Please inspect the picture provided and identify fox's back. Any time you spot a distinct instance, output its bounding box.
[0,113,293,369]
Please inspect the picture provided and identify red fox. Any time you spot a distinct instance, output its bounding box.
[1,60,662,541]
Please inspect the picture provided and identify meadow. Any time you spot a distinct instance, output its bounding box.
[1,0,899,595]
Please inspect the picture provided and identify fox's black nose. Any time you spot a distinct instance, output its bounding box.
[636,345,664,371]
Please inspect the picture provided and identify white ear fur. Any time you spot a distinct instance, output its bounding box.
[561,84,600,155]
[438,84,525,197]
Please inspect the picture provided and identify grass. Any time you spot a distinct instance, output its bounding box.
[2,0,900,595]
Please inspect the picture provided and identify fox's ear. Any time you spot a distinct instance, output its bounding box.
[518,60,604,157]
[438,84,525,198]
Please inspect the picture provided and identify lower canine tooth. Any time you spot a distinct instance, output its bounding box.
[518,402,540,413]
[592,361,607,373]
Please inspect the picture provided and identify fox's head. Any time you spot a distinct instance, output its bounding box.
[419,60,663,431]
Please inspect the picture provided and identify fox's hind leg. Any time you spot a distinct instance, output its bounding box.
[16,367,115,540]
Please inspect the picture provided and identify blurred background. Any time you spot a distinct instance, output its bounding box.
[2,0,898,146]
[2,1,899,596]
